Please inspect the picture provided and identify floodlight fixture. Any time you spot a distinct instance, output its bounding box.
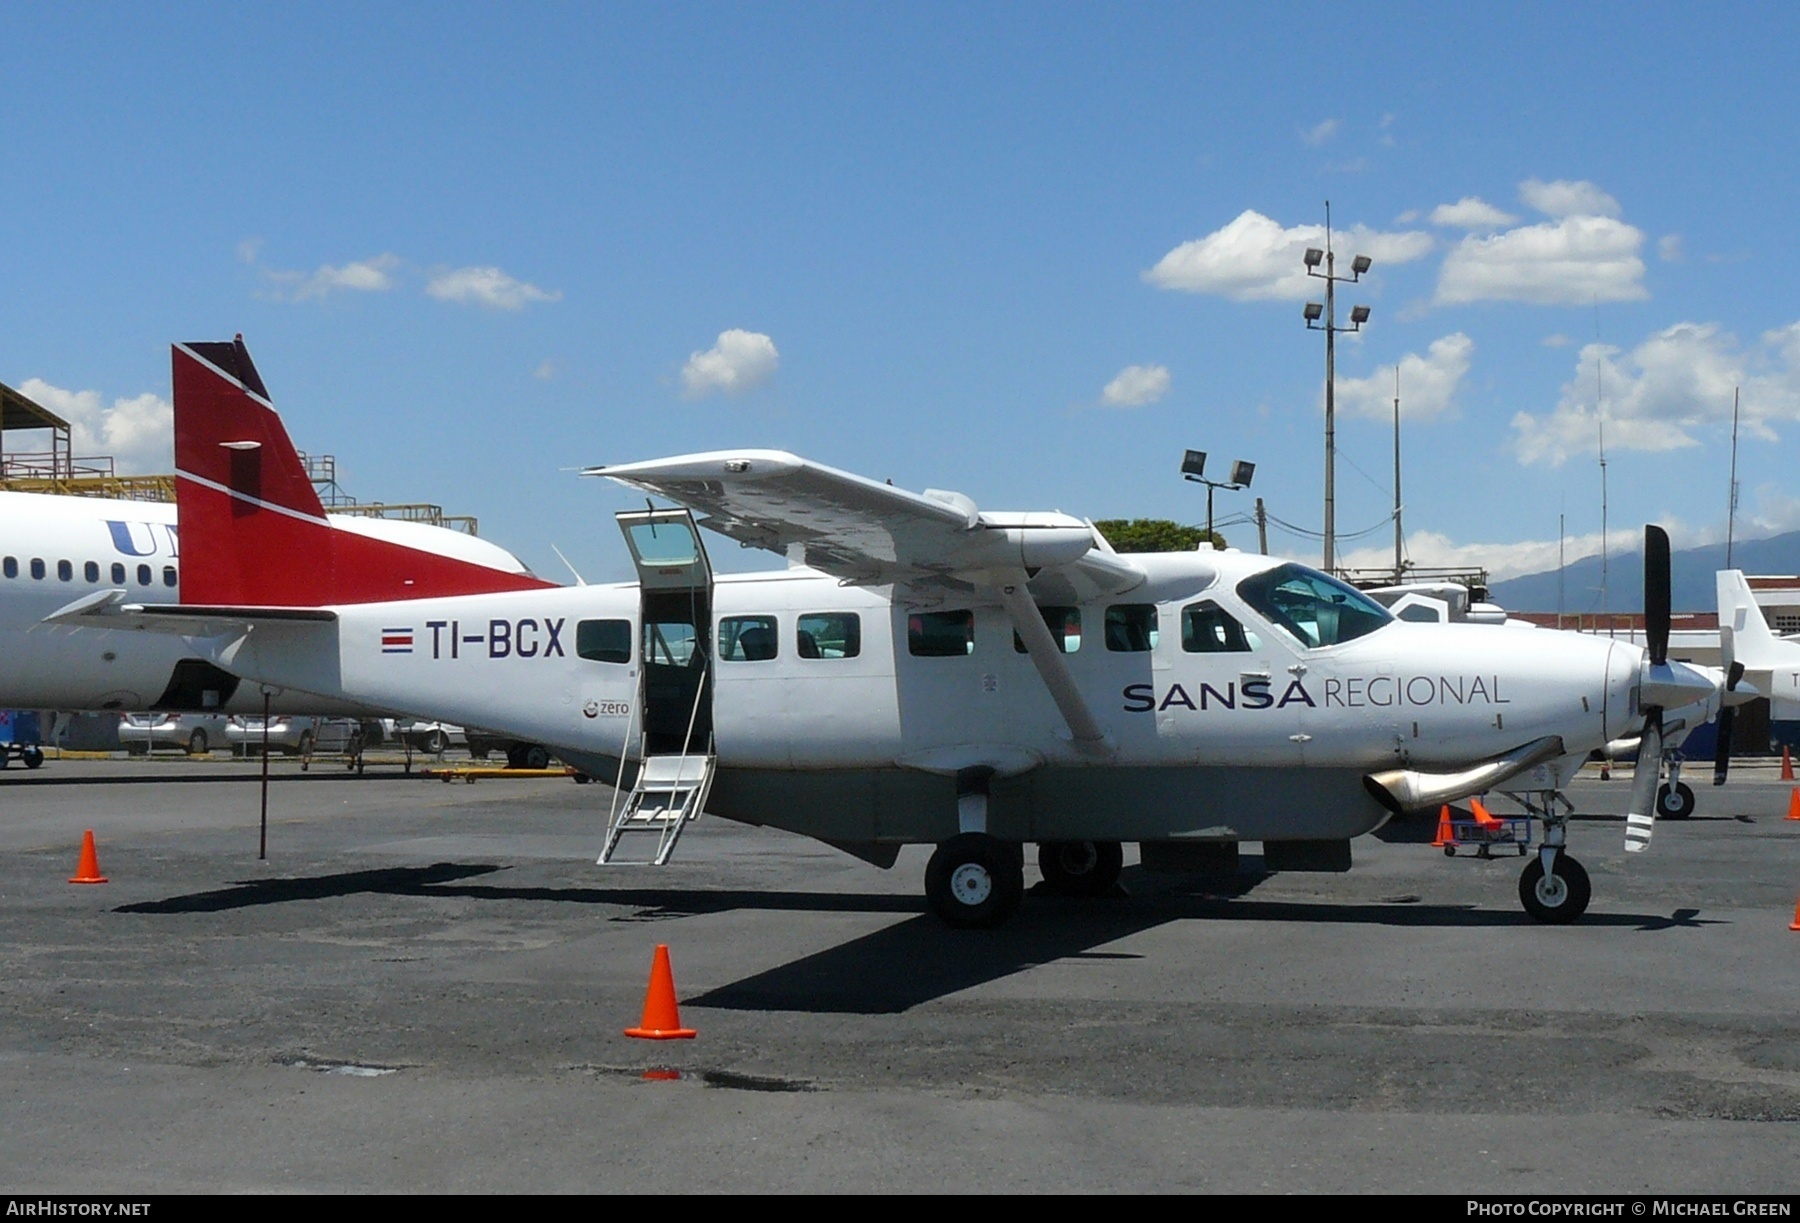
[1229,460,1256,489]
[1349,304,1371,326]
[1350,254,1372,276]
[1180,449,1207,478]
[1303,301,1324,323]
[1303,247,1324,269]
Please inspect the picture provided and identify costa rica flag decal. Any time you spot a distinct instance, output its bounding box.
[381,627,415,654]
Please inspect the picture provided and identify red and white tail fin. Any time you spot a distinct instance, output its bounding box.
[173,337,555,606]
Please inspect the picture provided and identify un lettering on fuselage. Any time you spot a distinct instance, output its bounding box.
[1123,675,1511,714]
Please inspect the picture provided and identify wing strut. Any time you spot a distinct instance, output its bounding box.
[994,577,1112,757]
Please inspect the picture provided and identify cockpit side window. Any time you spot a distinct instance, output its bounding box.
[1181,600,1260,653]
[1235,563,1392,648]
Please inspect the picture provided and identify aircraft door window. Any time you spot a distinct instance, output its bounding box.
[110,563,125,584]
[1012,606,1081,653]
[1104,604,1158,652]
[576,619,632,664]
[1236,563,1393,648]
[908,610,975,657]
[3,557,16,579]
[30,559,45,580]
[57,560,72,581]
[718,615,779,662]
[1181,600,1260,653]
[84,561,99,582]
[136,564,152,586]
[797,612,860,659]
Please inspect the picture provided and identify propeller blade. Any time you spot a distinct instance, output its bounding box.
[1713,705,1737,786]
[1643,525,1670,667]
[1626,714,1663,853]
[1713,659,1747,786]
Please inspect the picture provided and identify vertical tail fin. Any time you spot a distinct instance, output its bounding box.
[1717,569,1782,670]
[173,337,555,606]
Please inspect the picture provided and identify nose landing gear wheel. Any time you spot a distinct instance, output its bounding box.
[1518,850,1591,924]
[1036,840,1124,897]
[1655,781,1695,820]
[925,834,1023,928]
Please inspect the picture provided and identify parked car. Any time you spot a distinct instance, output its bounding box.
[226,714,330,757]
[119,712,230,756]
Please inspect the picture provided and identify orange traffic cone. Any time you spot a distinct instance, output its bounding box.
[1787,789,1800,822]
[1470,797,1503,830]
[1790,898,1800,931]
[1431,806,1456,848]
[1600,758,1611,781]
[624,944,697,1040]
[1783,746,1794,782]
[68,830,107,884]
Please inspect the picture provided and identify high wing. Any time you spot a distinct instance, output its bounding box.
[586,449,1145,603]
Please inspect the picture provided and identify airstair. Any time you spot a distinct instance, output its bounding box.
[597,750,716,866]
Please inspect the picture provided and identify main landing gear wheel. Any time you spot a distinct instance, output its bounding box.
[1518,850,1591,924]
[1036,840,1123,898]
[1656,781,1695,820]
[925,833,1023,929]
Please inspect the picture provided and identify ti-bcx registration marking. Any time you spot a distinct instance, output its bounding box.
[389,618,568,660]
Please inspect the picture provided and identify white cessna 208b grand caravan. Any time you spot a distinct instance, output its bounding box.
[52,338,1740,927]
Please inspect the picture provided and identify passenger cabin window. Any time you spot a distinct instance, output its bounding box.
[136,564,151,586]
[1181,600,1260,653]
[1236,563,1392,648]
[57,560,73,581]
[3,557,16,579]
[797,612,860,659]
[718,615,779,661]
[576,619,632,664]
[1012,606,1080,654]
[110,562,125,584]
[163,566,177,588]
[909,610,975,657]
[84,561,99,582]
[30,558,45,580]
[1105,604,1158,652]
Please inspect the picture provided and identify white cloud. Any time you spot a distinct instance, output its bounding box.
[1428,197,1518,229]
[1510,321,1800,466]
[1144,210,1434,300]
[1335,333,1474,423]
[1100,364,1170,408]
[681,329,779,398]
[1541,333,1574,348]
[426,266,561,310]
[1302,119,1339,146]
[1519,178,1621,219]
[16,379,172,475]
[1658,233,1685,262]
[268,253,400,301]
[1436,214,1647,305]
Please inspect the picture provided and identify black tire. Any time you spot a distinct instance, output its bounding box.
[1036,840,1124,897]
[925,834,1024,928]
[423,730,450,755]
[188,729,209,756]
[522,744,551,771]
[505,743,528,769]
[1655,782,1696,820]
[1519,851,1592,924]
[22,746,43,769]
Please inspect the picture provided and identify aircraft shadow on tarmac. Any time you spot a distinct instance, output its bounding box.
[116,861,1718,1012]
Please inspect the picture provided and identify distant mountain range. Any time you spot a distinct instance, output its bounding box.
[1488,531,1800,614]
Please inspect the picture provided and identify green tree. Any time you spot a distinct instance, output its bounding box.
[1093,518,1226,553]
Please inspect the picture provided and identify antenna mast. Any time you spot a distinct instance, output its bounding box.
[1595,307,1608,614]
[1393,366,1403,581]
[1727,386,1741,568]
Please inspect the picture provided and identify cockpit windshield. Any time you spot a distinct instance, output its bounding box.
[1235,563,1393,649]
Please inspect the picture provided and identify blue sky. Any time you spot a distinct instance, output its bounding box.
[3,3,1797,599]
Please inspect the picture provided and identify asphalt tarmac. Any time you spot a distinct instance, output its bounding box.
[2,755,1799,1193]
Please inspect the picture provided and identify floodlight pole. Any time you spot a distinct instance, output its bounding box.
[1303,202,1371,575]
